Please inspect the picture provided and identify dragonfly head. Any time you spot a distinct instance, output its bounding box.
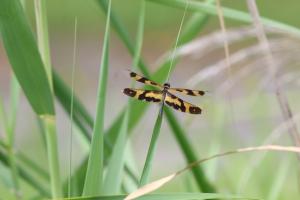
[163,83,170,89]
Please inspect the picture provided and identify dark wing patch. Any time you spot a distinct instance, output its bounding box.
[165,92,202,114]
[129,71,163,88]
[123,88,162,103]
[169,88,205,96]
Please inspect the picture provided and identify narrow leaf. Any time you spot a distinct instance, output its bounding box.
[139,111,163,186]
[126,145,300,200]
[0,0,54,115]
[82,0,111,196]
[63,193,252,200]
[150,0,300,36]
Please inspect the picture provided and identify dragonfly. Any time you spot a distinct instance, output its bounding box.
[123,71,205,114]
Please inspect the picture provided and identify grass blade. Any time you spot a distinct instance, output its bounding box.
[34,0,53,91]
[53,0,214,193]
[53,72,92,141]
[164,107,215,192]
[96,0,150,77]
[82,0,111,196]
[0,148,50,197]
[62,193,254,200]
[6,75,20,199]
[149,0,300,36]
[139,111,163,186]
[72,0,215,192]
[34,0,62,196]
[102,110,129,194]
[0,0,54,115]
[102,0,146,194]
[0,0,62,197]
[126,145,300,200]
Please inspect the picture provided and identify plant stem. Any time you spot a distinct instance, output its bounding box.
[0,75,21,199]
[139,110,163,186]
[34,0,62,197]
[43,116,62,197]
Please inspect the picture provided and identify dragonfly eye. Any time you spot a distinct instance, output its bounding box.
[164,83,170,89]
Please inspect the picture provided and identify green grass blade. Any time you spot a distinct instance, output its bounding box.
[95,1,215,192]
[0,1,62,196]
[8,75,20,139]
[0,149,50,197]
[17,152,49,182]
[267,158,290,200]
[164,107,216,192]
[34,0,53,91]
[53,72,92,141]
[102,0,146,194]
[54,0,214,193]
[61,193,256,200]
[43,117,62,197]
[34,0,62,197]
[0,87,21,199]
[0,75,21,199]
[177,0,214,46]
[54,72,139,195]
[0,0,54,116]
[96,0,150,77]
[139,111,163,186]
[150,0,300,36]
[102,110,129,194]
[82,0,111,196]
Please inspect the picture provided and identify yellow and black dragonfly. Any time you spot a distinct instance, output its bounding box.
[123,71,205,114]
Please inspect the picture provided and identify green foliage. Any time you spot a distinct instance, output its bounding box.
[0,0,299,199]
[63,193,254,200]
[82,0,111,196]
[0,0,54,115]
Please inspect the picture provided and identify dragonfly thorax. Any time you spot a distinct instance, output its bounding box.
[163,83,170,89]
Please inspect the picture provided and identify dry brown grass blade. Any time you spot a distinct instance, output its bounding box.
[217,45,300,94]
[124,145,300,200]
[246,0,300,147]
[238,113,300,193]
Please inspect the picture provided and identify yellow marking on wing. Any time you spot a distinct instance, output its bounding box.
[129,71,163,88]
[168,88,205,96]
[165,93,202,114]
[123,88,162,103]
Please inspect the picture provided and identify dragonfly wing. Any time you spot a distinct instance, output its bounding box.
[165,92,202,114]
[168,88,205,96]
[123,88,162,103]
[129,71,163,88]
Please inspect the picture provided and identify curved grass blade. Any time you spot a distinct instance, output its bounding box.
[34,0,62,197]
[82,0,111,196]
[0,0,54,115]
[62,193,252,200]
[0,0,62,197]
[149,0,300,36]
[126,145,300,200]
